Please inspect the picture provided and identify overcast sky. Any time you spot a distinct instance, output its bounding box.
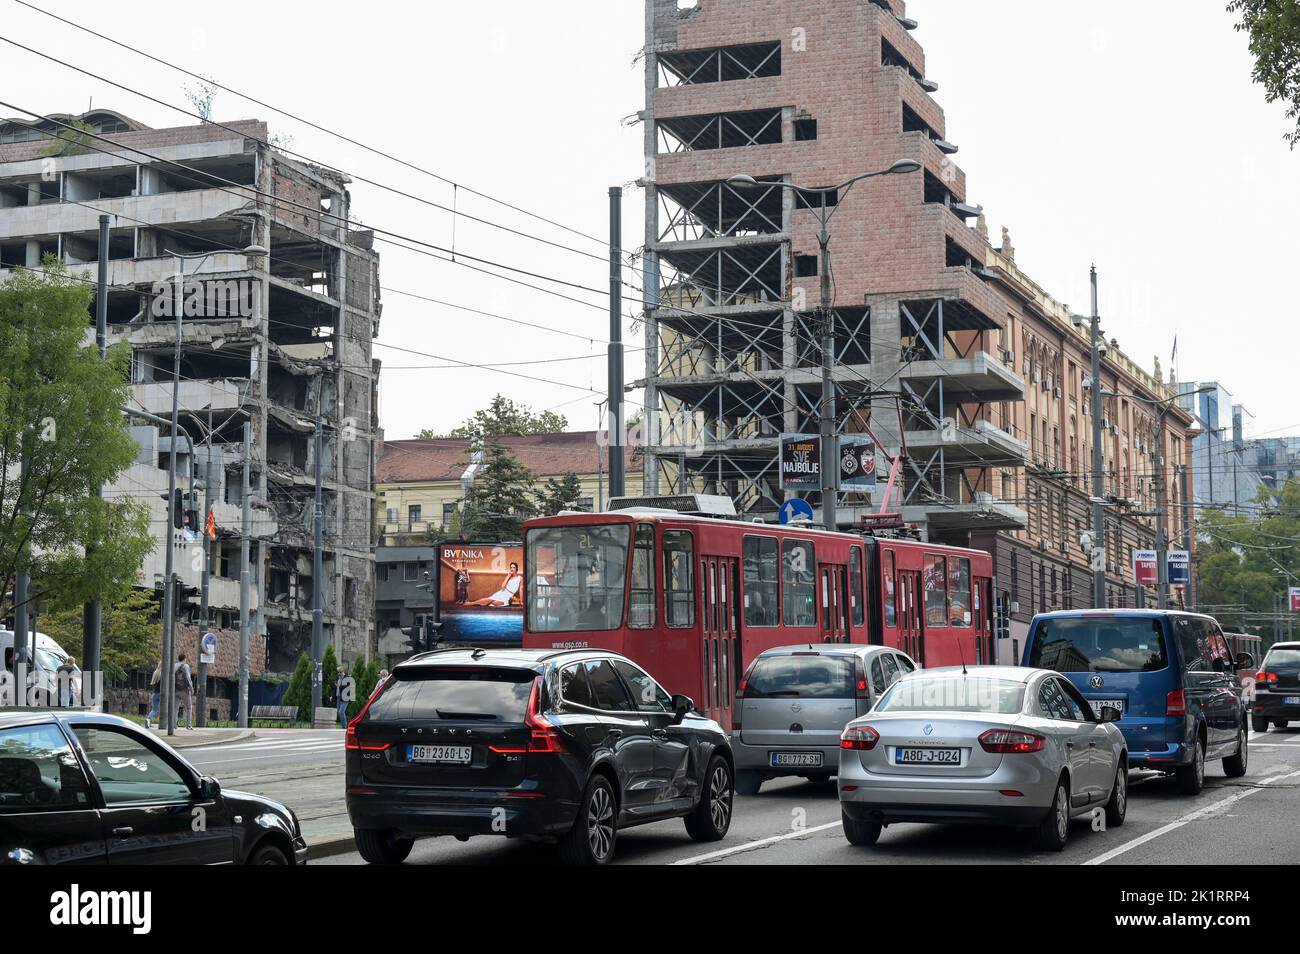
[6,0,1295,439]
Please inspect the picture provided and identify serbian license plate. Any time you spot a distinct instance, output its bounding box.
[770,751,824,768]
[895,747,961,765]
[1090,699,1124,716]
[407,744,472,765]
[1284,697,1300,706]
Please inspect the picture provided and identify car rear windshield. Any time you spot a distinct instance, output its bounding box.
[1028,617,1168,673]
[875,676,1026,714]
[365,668,536,722]
[744,654,854,699]
[1264,649,1300,668]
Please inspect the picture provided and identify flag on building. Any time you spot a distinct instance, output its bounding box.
[205,509,217,540]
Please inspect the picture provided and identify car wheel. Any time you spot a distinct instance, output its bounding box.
[685,756,733,842]
[1034,778,1070,852]
[353,828,414,865]
[841,809,882,846]
[558,774,618,865]
[1223,725,1248,778]
[1176,736,1206,795]
[1104,762,1127,828]
[1252,714,1270,734]
[247,843,289,865]
[735,770,763,797]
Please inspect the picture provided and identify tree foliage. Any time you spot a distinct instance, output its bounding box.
[534,472,584,516]
[346,656,381,721]
[0,261,154,620]
[322,644,339,707]
[283,654,312,723]
[1229,0,1300,147]
[1195,477,1300,639]
[418,394,567,445]
[40,588,159,681]
[458,439,536,541]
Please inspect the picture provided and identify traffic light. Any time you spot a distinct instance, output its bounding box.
[424,616,442,650]
[185,492,199,535]
[171,488,184,529]
[403,617,425,654]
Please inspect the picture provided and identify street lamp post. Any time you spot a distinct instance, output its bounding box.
[728,159,921,530]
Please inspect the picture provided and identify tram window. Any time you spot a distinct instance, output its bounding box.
[782,539,817,627]
[924,555,948,628]
[849,547,865,627]
[742,535,779,627]
[663,531,696,628]
[629,524,656,629]
[948,556,972,627]
[883,550,896,627]
[525,524,630,632]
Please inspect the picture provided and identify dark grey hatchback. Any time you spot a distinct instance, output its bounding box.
[345,648,734,864]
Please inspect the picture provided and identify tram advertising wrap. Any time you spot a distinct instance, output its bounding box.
[438,542,524,645]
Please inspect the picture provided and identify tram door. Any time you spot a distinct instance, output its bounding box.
[975,577,995,663]
[818,564,849,643]
[700,556,740,726]
[898,570,924,665]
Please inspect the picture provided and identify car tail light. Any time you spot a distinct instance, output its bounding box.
[840,725,879,750]
[523,678,564,754]
[1256,671,1277,687]
[978,729,1045,754]
[855,659,871,700]
[1166,689,1187,717]
[345,677,391,751]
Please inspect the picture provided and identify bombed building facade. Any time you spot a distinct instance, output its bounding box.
[0,109,381,670]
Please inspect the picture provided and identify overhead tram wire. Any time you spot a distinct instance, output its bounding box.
[13,0,616,253]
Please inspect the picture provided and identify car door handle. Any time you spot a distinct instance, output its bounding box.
[1088,741,1097,748]
[111,826,134,838]
[606,729,623,740]
[1065,741,1075,749]
[652,729,668,740]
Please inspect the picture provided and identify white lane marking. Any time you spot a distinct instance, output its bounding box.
[186,736,340,753]
[673,821,841,865]
[1084,768,1300,866]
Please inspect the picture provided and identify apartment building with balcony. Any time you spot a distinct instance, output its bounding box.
[637,0,1194,645]
[0,109,381,671]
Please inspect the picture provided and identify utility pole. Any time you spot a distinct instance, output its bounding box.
[237,422,252,728]
[607,186,625,499]
[1180,462,1194,611]
[160,260,185,737]
[83,213,110,679]
[196,436,215,727]
[1089,266,1107,608]
[1154,412,1169,610]
[817,191,836,531]
[309,415,324,719]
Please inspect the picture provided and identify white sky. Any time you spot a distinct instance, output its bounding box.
[5,0,1296,439]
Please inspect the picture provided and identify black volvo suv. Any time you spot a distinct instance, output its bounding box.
[345,648,734,864]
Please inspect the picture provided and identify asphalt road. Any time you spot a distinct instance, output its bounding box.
[238,725,1300,866]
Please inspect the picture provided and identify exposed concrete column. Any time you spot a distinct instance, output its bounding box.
[26,181,40,205]
[867,294,907,510]
[641,0,664,495]
[24,239,40,267]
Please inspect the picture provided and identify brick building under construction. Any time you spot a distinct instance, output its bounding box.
[636,0,1194,647]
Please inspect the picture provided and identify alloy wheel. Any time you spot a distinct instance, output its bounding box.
[1114,767,1127,815]
[587,785,615,860]
[1055,785,1069,841]
[709,764,732,831]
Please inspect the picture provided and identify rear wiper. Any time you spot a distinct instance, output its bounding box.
[434,710,499,721]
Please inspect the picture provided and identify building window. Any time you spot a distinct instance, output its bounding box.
[575,497,594,512]
[403,562,418,582]
[794,254,818,277]
[794,117,817,141]
[442,502,458,526]
[385,507,397,524]
[407,504,422,528]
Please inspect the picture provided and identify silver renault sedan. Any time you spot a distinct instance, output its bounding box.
[838,666,1128,851]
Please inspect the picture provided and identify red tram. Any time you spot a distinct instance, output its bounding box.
[521,496,995,728]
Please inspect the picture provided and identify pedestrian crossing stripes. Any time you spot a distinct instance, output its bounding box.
[186,734,343,756]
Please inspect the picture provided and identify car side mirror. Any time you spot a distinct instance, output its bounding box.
[1098,705,1121,723]
[670,694,694,724]
[1235,652,1255,671]
[198,776,221,799]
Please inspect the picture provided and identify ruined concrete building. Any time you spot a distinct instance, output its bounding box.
[0,109,381,669]
[638,1,1194,636]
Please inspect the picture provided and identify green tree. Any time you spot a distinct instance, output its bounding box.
[40,588,159,681]
[346,656,380,721]
[39,119,98,158]
[1195,477,1300,638]
[418,394,568,445]
[534,472,584,516]
[322,644,340,707]
[459,439,536,541]
[1228,0,1300,147]
[0,261,154,620]
[282,654,312,723]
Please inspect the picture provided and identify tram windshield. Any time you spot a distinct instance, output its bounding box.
[526,524,631,632]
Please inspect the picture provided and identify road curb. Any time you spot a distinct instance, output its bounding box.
[149,728,257,749]
[307,833,356,861]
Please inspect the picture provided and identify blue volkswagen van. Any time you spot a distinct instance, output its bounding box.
[1021,610,1251,795]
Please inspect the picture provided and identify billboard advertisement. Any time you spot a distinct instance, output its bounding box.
[437,542,523,645]
[780,433,821,491]
[1132,549,1158,586]
[1167,550,1190,586]
[1291,587,1300,613]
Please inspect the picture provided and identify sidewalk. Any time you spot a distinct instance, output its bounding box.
[140,726,254,748]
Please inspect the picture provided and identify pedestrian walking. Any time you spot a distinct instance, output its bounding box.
[336,666,350,727]
[56,655,78,707]
[146,661,162,729]
[174,654,195,730]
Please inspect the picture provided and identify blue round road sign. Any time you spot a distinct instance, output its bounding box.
[778,498,815,524]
